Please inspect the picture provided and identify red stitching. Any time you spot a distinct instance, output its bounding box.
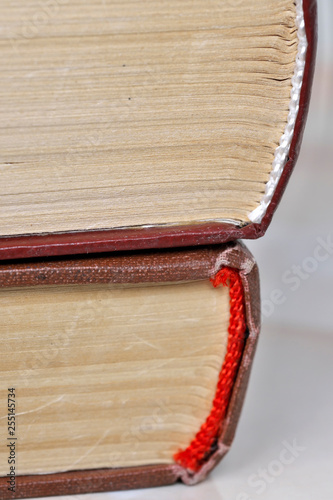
[173,267,246,472]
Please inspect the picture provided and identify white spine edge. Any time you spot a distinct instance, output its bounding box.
[248,0,308,224]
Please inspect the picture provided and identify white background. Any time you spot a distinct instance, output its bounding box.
[35,1,333,498]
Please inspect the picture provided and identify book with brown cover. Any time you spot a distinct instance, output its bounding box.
[0,241,259,498]
[0,0,317,261]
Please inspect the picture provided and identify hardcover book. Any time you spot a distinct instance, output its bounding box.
[0,242,260,498]
[0,0,317,260]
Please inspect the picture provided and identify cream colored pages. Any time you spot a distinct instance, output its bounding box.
[0,280,229,474]
[0,0,298,236]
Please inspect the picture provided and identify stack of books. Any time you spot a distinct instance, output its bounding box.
[0,0,316,498]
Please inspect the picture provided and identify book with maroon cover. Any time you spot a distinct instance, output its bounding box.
[0,0,317,261]
[0,241,260,498]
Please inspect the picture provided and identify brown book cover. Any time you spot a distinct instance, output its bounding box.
[0,0,317,261]
[0,242,260,498]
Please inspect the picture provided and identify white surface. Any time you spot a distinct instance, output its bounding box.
[34,0,333,498]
